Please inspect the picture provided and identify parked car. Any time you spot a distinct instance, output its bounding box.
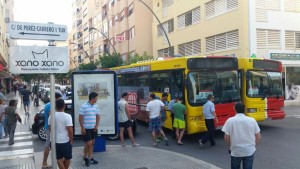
[31,99,137,140]
[32,99,72,140]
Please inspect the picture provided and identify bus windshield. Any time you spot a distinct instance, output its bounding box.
[246,71,283,98]
[187,70,240,105]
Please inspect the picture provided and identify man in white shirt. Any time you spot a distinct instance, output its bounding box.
[222,102,261,169]
[146,93,169,146]
[48,99,73,169]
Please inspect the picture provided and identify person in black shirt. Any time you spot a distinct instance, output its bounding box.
[21,86,33,116]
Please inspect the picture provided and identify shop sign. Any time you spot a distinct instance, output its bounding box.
[270,53,300,60]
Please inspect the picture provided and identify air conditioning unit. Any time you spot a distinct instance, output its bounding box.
[5,17,10,23]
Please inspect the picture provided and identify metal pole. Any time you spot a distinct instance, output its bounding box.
[139,0,172,57]
[89,27,118,54]
[50,74,56,169]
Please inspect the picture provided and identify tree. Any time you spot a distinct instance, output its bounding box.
[99,53,123,68]
[78,61,99,70]
[124,51,153,65]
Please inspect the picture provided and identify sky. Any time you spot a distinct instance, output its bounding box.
[13,0,72,45]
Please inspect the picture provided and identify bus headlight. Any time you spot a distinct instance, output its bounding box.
[247,108,257,113]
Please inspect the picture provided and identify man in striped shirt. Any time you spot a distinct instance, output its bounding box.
[79,92,100,167]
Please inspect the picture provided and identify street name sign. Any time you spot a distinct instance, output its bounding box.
[9,21,68,41]
[9,46,69,74]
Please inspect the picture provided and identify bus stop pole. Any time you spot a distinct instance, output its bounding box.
[50,74,57,169]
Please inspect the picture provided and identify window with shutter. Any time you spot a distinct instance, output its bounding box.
[206,0,237,19]
[177,15,185,29]
[128,3,134,16]
[168,19,174,32]
[216,33,226,51]
[178,44,185,56]
[206,36,216,53]
[227,30,239,49]
[185,11,193,27]
[206,1,215,18]
[296,32,300,48]
[193,40,201,54]
[285,31,295,49]
[285,0,300,12]
[267,30,280,49]
[192,7,200,24]
[256,29,267,48]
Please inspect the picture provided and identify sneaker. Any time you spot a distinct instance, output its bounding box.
[164,139,169,146]
[132,143,140,147]
[199,139,204,146]
[9,142,14,145]
[84,158,90,167]
[89,158,98,165]
[121,144,126,147]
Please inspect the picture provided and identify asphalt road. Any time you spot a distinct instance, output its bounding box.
[31,105,300,169]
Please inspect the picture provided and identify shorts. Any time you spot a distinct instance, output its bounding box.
[83,129,97,142]
[173,119,186,129]
[148,117,162,132]
[44,129,51,149]
[23,101,30,107]
[56,142,72,160]
[118,120,133,129]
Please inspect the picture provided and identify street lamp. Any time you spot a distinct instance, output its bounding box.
[70,42,92,62]
[138,0,173,57]
[89,27,118,55]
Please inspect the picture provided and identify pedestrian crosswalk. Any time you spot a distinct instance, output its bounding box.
[0,132,34,160]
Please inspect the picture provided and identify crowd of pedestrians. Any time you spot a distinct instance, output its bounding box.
[0,82,262,169]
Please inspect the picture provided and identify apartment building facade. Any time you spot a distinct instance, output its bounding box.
[69,0,153,67]
[0,0,14,93]
[153,0,300,102]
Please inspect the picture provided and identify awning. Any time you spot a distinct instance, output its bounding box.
[0,70,13,79]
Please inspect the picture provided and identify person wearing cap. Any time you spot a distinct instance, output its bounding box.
[118,92,139,147]
[222,102,261,169]
[41,93,62,169]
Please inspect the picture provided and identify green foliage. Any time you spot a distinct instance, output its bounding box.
[78,61,99,70]
[124,51,153,65]
[99,53,123,68]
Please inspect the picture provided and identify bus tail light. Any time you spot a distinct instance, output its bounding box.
[247,108,257,113]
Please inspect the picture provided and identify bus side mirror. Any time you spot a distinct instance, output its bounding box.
[246,71,251,81]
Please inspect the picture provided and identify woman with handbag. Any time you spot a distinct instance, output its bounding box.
[5,99,21,145]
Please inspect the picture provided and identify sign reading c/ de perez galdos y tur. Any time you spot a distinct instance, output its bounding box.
[9,46,69,74]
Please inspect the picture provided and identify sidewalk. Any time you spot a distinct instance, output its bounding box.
[1,92,221,169]
[0,92,40,169]
[35,145,221,169]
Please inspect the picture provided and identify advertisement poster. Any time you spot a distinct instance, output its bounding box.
[285,67,300,101]
[72,71,117,135]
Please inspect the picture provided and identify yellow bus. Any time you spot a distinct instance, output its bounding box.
[238,58,285,121]
[112,56,240,134]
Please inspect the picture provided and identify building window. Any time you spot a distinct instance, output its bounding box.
[206,30,239,53]
[129,51,135,58]
[83,8,87,17]
[177,7,200,29]
[285,31,300,49]
[256,29,281,57]
[114,15,118,23]
[178,40,201,56]
[285,0,300,12]
[98,45,103,53]
[128,3,134,17]
[103,21,108,33]
[129,27,135,39]
[89,33,94,45]
[84,36,89,45]
[120,10,125,22]
[78,55,83,63]
[83,23,88,31]
[158,47,174,57]
[157,19,174,37]
[109,19,113,27]
[205,0,238,19]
